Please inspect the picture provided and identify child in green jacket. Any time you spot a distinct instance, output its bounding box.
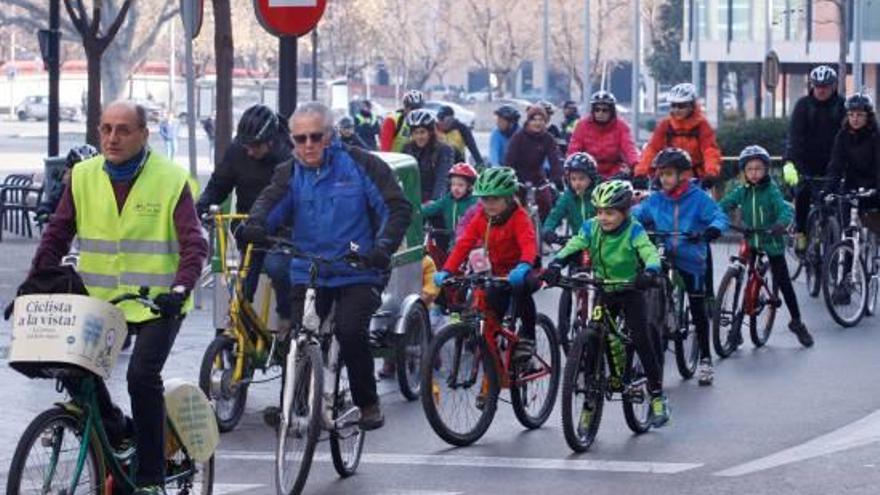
[542,179,670,428]
[542,152,599,245]
[718,145,814,348]
[422,162,479,245]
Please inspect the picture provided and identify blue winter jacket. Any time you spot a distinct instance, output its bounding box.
[266,141,411,287]
[633,179,728,277]
[489,124,519,167]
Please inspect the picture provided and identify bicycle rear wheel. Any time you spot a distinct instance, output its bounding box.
[396,301,430,401]
[560,327,605,453]
[7,407,104,495]
[672,286,699,379]
[329,359,365,478]
[823,240,868,327]
[199,335,249,433]
[622,347,652,434]
[511,314,561,429]
[420,322,499,447]
[784,234,803,281]
[275,344,322,495]
[713,268,744,358]
[749,278,780,348]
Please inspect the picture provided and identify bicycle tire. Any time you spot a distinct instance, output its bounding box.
[673,285,699,379]
[7,407,104,495]
[199,335,249,433]
[275,344,322,495]
[511,314,561,429]
[557,288,574,354]
[420,322,500,447]
[396,301,430,401]
[807,213,841,297]
[560,328,605,453]
[784,234,803,281]
[822,240,869,327]
[713,268,744,358]
[622,347,652,434]
[329,359,365,478]
[862,240,879,317]
[749,276,780,348]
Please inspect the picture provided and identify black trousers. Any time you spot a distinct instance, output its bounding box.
[678,270,712,362]
[94,317,182,485]
[768,254,802,322]
[794,183,814,234]
[605,290,663,393]
[485,283,537,341]
[289,284,382,408]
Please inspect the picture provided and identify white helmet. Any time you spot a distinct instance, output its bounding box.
[668,83,698,104]
[402,90,424,109]
[809,65,838,87]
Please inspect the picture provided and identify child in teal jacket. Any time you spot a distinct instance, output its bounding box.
[542,152,599,245]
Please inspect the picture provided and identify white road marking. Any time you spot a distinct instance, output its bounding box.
[213,483,266,495]
[220,451,702,474]
[715,409,880,477]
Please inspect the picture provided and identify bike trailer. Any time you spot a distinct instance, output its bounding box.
[8,294,127,380]
[164,378,221,462]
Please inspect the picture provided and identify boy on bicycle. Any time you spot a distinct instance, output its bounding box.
[434,167,540,360]
[541,152,600,246]
[542,180,671,427]
[718,145,814,348]
[633,147,728,386]
[422,162,480,247]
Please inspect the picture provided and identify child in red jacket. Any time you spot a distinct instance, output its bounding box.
[434,167,539,358]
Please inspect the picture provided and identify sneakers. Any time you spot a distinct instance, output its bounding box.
[789,320,814,348]
[649,392,671,428]
[358,403,385,431]
[106,413,134,451]
[513,338,535,363]
[697,358,714,386]
[133,485,166,495]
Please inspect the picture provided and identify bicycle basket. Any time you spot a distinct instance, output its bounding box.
[860,211,880,234]
[8,294,127,380]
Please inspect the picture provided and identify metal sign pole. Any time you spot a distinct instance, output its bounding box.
[183,0,198,178]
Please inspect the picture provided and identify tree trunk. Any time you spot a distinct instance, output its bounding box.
[86,47,102,147]
[837,0,848,95]
[102,43,133,104]
[213,0,234,163]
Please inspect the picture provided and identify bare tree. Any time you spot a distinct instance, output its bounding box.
[315,0,379,79]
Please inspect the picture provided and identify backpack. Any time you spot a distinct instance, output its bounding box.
[664,121,700,146]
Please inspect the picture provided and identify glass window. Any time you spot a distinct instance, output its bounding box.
[865,0,880,40]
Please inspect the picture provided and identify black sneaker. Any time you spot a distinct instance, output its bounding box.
[789,320,814,348]
[513,338,535,363]
[358,403,385,431]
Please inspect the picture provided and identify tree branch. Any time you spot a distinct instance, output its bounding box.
[99,0,132,46]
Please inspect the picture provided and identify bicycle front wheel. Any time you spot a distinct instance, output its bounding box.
[329,358,365,478]
[7,407,104,495]
[823,241,868,327]
[199,335,249,433]
[396,300,430,401]
[784,233,803,281]
[672,286,699,379]
[420,322,499,447]
[560,328,605,453]
[557,288,574,353]
[275,344,322,495]
[511,314,561,429]
[749,278,780,348]
[713,268,744,358]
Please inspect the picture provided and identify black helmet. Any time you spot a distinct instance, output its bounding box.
[846,92,875,113]
[437,105,455,120]
[564,152,599,179]
[809,65,838,87]
[236,104,279,145]
[65,144,99,168]
[651,147,693,171]
[738,145,771,170]
[494,104,520,123]
[402,90,424,109]
[337,116,355,129]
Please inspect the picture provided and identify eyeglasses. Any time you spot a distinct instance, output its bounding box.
[98,124,140,137]
[292,132,325,145]
[592,107,612,114]
[671,103,691,110]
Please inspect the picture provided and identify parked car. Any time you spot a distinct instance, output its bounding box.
[423,100,476,129]
[16,95,79,122]
[131,99,164,123]
[464,88,492,104]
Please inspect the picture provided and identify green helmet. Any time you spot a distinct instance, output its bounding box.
[474,167,518,197]
[591,179,633,210]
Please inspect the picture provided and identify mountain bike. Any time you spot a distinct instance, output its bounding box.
[547,234,593,354]
[799,176,842,296]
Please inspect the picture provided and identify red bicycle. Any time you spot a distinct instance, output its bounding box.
[713,226,782,357]
[420,274,561,446]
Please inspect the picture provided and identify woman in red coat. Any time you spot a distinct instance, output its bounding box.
[567,90,640,179]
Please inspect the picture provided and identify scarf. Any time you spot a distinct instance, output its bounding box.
[104,148,147,182]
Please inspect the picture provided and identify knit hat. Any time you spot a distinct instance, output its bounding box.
[526,105,548,122]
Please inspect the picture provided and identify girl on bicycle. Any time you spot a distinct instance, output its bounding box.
[542,180,671,427]
[434,167,540,361]
[633,147,728,386]
[541,152,600,246]
[422,162,480,247]
[504,105,563,220]
[718,145,814,348]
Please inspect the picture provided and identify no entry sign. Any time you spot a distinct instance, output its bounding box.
[254,0,328,37]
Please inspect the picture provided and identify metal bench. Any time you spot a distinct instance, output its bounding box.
[0,174,43,241]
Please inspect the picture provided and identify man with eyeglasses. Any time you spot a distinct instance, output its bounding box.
[29,100,208,495]
[196,104,294,325]
[242,102,412,430]
[566,90,639,179]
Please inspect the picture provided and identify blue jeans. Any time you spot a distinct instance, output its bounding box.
[262,251,292,319]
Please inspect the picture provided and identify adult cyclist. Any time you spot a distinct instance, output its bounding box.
[436,104,485,166]
[380,89,424,152]
[567,90,640,179]
[489,104,521,167]
[401,109,456,202]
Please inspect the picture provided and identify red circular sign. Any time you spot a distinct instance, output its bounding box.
[254,0,327,37]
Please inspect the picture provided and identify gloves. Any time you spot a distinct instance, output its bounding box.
[635,270,660,290]
[540,260,564,286]
[362,248,392,270]
[542,230,560,245]
[153,290,188,318]
[700,175,720,190]
[770,223,788,236]
[433,271,451,287]
[508,262,532,288]
[703,226,722,242]
[783,161,799,187]
[240,223,268,244]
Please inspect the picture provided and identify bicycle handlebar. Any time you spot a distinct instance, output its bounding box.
[552,272,637,291]
[441,273,510,289]
[108,286,160,312]
[265,236,367,269]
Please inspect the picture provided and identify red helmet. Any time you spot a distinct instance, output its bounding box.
[449,162,478,182]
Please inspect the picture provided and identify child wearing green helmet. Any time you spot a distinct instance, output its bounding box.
[542,179,671,428]
[434,167,541,360]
